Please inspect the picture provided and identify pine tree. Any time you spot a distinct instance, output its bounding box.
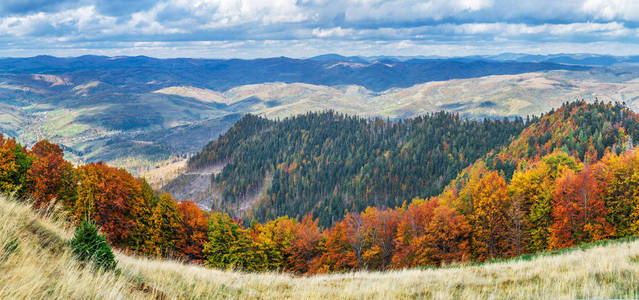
[70,220,117,270]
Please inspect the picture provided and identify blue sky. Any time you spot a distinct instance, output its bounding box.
[1,0,639,58]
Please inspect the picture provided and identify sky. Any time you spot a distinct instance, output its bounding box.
[1,0,639,58]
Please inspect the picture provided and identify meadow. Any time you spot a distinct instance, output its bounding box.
[2,195,639,300]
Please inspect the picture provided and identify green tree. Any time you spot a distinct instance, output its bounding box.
[69,220,117,270]
[149,193,183,257]
[203,213,262,271]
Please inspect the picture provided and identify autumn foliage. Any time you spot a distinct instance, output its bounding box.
[0,134,32,195]
[0,134,210,262]
[175,201,209,262]
[5,101,639,275]
[26,140,75,208]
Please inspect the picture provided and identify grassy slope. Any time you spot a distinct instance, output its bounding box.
[2,196,639,299]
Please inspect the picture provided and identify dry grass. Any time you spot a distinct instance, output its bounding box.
[120,243,639,300]
[107,156,188,189]
[2,195,639,299]
[139,158,188,189]
[0,198,150,299]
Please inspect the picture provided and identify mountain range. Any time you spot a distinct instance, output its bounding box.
[312,53,639,66]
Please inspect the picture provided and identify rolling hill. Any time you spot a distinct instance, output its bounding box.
[166,111,527,225]
[0,55,586,92]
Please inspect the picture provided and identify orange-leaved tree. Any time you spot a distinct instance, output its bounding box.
[469,171,510,260]
[412,202,471,266]
[75,162,144,247]
[315,220,356,272]
[391,198,437,268]
[549,166,613,249]
[359,206,399,270]
[286,215,322,274]
[175,201,209,262]
[26,140,76,208]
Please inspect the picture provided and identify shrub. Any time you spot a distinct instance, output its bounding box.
[70,220,117,270]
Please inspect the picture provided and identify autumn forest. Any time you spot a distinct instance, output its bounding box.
[3,101,639,274]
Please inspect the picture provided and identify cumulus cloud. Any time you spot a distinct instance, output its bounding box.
[581,0,639,21]
[0,0,638,57]
[312,27,354,38]
[0,6,117,37]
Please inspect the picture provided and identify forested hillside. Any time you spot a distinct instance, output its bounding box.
[186,101,639,273]
[186,111,527,226]
[449,100,639,188]
[7,101,639,276]
[500,100,639,163]
[184,101,639,227]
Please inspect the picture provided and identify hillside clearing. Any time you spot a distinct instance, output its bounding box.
[1,195,639,299]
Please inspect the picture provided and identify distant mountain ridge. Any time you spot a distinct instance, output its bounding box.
[0,55,586,92]
[311,53,639,66]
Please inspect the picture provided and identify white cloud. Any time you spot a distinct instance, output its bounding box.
[451,22,630,38]
[0,6,116,37]
[1,0,639,57]
[341,0,494,22]
[312,27,354,38]
[582,0,639,21]
[166,0,310,29]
